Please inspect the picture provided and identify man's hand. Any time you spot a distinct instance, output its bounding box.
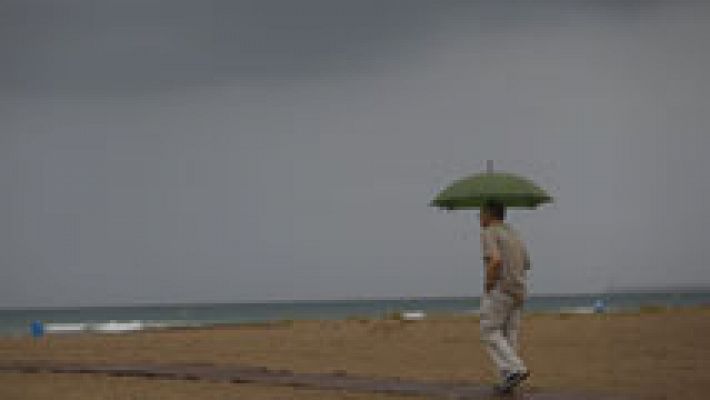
[485,279,496,293]
[485,259,502,293]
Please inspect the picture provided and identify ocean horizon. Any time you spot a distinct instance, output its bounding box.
[3,289,710,337]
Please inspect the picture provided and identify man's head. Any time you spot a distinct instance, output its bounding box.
[479,199,506,228]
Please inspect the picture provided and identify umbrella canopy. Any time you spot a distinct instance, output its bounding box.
[431,170,552,210]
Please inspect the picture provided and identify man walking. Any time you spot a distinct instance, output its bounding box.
[478,199,531,394]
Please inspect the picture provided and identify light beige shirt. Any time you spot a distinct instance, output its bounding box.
[481,223,531,302]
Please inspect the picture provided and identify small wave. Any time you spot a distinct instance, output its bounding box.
[42,319,212,335]
[89,320,144,333]
[401,310,426,320]
[44,323,90,333]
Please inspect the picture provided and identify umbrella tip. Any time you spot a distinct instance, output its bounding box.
[486,160,494,173]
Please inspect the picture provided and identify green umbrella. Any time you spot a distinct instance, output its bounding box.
[431,162,552,210]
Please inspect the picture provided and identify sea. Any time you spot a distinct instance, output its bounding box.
[2,290,710,337]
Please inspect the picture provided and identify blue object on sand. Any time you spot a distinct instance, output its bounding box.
[30,320,44,338]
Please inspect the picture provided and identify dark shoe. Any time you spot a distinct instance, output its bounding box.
[493,370,530,395]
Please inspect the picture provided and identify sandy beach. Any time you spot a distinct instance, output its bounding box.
[1,307,709,399]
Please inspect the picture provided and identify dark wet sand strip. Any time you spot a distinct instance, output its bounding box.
[0,361,634,400]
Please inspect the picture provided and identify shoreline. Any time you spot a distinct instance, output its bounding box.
[4,290,709,338]
[4,302,710,338]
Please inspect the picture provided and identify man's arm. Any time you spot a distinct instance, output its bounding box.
[482,231,502,293]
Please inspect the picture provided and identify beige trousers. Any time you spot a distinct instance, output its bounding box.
[479,289,526,376]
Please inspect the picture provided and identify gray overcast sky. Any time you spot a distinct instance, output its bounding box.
[2,0,709,308]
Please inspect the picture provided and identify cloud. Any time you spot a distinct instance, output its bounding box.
[0,0,661,95]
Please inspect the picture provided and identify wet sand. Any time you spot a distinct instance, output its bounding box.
[1,307,708,399]
[0,360,631,399]
[0,372,418,400]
